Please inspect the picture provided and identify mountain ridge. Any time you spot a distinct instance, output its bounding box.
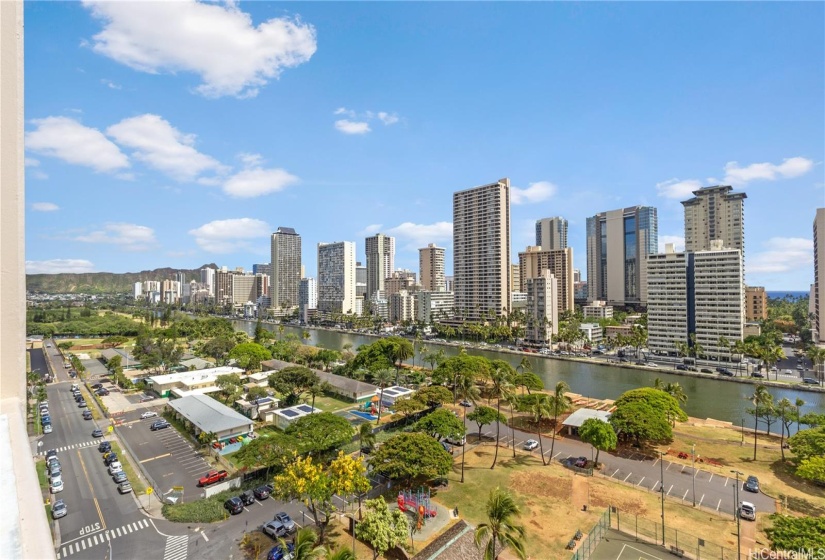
[26,263,219,294]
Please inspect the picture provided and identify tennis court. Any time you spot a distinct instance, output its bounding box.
[587,530,675,560]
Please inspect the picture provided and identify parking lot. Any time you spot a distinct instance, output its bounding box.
[116,409,211,502]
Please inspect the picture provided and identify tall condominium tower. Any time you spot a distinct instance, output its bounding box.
[200,267,216,296]
[814,208,825,344]
[518,246,575,317]
[586,205,658,306]
[453,178,511,322]
[419,244,446,292]
[525,270,559,346]
[682,185,746,259]
[299,277,318,310]
[270,227,302,310]
[535,217,568,250]
[365,233,395,300]
[317,241,356,314]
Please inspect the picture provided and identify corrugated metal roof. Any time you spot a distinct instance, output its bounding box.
[562,408,612,428]
[168,394,252,434]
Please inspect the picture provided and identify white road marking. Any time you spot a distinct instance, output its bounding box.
[611,468,620,477]
[699,494,705,506]
[623,472,633,482]
[709,473,714,482]
[717,499,722,511]
[201,531,209,542]
[683,489,689,500]
[667,484,673,495]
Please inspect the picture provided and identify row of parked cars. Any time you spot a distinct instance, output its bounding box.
[98,440,132,494]
[39,400,53,434]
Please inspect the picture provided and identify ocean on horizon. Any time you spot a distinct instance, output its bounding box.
[766,291,809,299]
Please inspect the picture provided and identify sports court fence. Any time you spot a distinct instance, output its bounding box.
[569,508,611,560]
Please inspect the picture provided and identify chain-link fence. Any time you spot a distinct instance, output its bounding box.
[569,508,610,560]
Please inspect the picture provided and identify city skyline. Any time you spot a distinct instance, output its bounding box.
[23,2,824,289]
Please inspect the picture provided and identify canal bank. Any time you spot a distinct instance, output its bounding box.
[232,320,825,431]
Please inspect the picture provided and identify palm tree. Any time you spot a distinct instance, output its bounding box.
[503,384,519,459]
[455,372,481,483]
[278,527,321,559]
[308,381,330,410]
[390,339,414,385]
[776,397,794,461]
[795,397,806,433]
[805,346,825,383]
[372,368,394,426]
[664,382,687,406]
[547,381,572,464]
[314,547,356,560]
[489,362,515,469]
[748,385,772,461]
[528,394,552,466]
[652,377,665,390]
[474,487,527,560]
[359,422,376,456]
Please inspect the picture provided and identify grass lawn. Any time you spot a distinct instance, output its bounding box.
[435,445,767,559]
[61,338,106,348]
[109,441,147,495]
[311,394,357,413]
[659,422,825,516]
[36,460,49,492]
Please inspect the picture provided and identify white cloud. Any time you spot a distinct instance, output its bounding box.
[335,120,371,135]
[74,222,157,251]
[26,116,129,173]
[377,112,399,125]
[655,178,703,200]
[101,78,122,90]
[510,181,557,205]
[748,237,813,274]
[222,167,299,198]
[238,152,264,168]
[357,224,383,237]
[25,157,40,167]
[83,0,316,98]
[723,157,814,186]
[26,259,95,274]
[386,221,453,248]
[334,107,356,118]
[658,235,685,253]
[107,114,225,182]
[188,218,271,253]
[31,202,59,212]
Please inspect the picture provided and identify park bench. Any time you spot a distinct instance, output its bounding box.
[669,545,685,557]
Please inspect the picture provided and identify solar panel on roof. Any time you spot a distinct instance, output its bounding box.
[296,405,313,413]
[281,409,299,418]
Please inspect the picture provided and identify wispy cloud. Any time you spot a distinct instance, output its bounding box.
[655,178,703,200]
[333,107,401,134]
[83,0,317,98]
[723,157,814,186]
[73,222,157,251]
[188,218,271,253]
[26,116,129,173]
[386,221,452,250]
[31,202,60,212]
[26,259,95,274]
[511,181,557,205]
[357,224,383,237]
[100,78,122,90]
[334,119,371,135]
[748,237,813,274]
[222,167,299,198]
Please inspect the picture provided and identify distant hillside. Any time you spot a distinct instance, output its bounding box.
[26,264,218,294]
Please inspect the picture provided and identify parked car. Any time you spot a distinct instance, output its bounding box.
[91,383,103,389]
[751,372,765,379]
[262,520,290,539]
[224,497,243,515]
[744,476,760,493]
[140,395,156,403]
[150,420,170,431]
[523,439,539,451]
[118,481,133,494]
[105,453,120,467]
[445,435,466,446]
[802,378,819,385]
[40,415,51,425]
[43,423,53,434]
[739,501,756,521]
[78,401,87,408]
[45,449,57,461]
[253,485,270,500]
[266,543,295,560]
[459,400,472,407]
[51,499,67,519]
[239,490,256,506]
[574,457,588,468]
[98,441,111,453]
[700,368,714,374]
[96,389,110,396]
[48,463,62,478]
[675,364,688,371]
[83,410,93,420]
[108,461,123,475]
[92,429,104,438]
[440,441,453,453]
[112,471,128,484]
[273,512,296,533]
[50,476,64,494]
[140,411,158,419]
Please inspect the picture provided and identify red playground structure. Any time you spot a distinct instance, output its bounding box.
[398,487,437,518]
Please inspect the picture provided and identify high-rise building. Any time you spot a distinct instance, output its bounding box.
[215,268,235,306]
[646,242,743,358]
[417,291,455,324]
[385,271,417,298]
[419,244,446,292]
[525,270,559,346]
[253,263,272,277]
[365,233,395,300]
[232,274,257,305]
[200,267,215,296]
[270,227,302,311]
[453,178,511,322]
[510,264,520,300]
[299,277,318,310]
[535,217,568,250]
[573,269,581,283]
[317,241,356,314]
[814,208,825,343]
[518,246,574,317]
[586,205,658,306]
[682,186,746,261]
[745,286,768,321]
[389,290,417,323]
[355,261,367,300]
[133,282,143,299]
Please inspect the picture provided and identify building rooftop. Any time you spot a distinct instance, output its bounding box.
[148,366,243,386]
[562,408,612,428]
[271,403,321,421]
[262,359,377,398]
[380,386,415,398]
[167,394,252,434]
[100,347,139,366]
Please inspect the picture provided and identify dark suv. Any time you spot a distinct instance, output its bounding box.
[150,420,170,431]
[253,485,270,500]
[744,476,760,493]
[239,490,256,506]
[98,441,112,453]
[224,497,243,515]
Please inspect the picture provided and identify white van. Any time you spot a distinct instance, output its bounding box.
[739,502,756,521]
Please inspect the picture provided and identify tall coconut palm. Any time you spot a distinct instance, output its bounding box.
[455,372,481,483]
[278,527,321,558]
[372,368,395,426]
[390,338,414,385]
[503,384,519,459]
[474,487,527,560]
[776,397,794,461]
[795,397,806,433]
[652,377,665,390]
[315,547,356,560]
[528,394,552,466]
[547,381,572,463]
[359,422,377,456]
[489,362,515,470]
[749,384,772,461]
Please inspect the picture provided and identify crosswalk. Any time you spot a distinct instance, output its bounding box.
[56,519,150,558]
[163,534,188,560]
[44,440,98,454]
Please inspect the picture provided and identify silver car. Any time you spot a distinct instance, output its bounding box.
[51,500,67,519]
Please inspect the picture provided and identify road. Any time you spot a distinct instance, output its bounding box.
[460,406,776,518]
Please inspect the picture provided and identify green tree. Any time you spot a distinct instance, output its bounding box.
[233,432,297,477]
[455,372,481,483]
[468,406,507,445]
[787,426,825,461]
[276,527,320,560]
[422,348,445,370]
[547,381,573,463]
[372,368,395,426]
[415,385,453,406]
[775,397,795,461]
[796,456,825,484]
[610,388,687,446]
[748,384,773,460]
[514,372,543,396]
[392,396,426,418]
[765,515,825,551]
[229,342,272,372]
[268,366,320,407]
[474,487,527,560]
[215,373,243,404]
[522,393,552,466]
[355,497,409,560]
[246,386,270,418]
[414,409,466,440]
[489,360,515,470]
[199,335,236,366]
[579,418,617,466]
[285,412,355,458]
[388,337,414,384]
[367,432,453,487]
[359,422,377,455]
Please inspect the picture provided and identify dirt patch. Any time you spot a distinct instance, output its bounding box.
[571,476,590,510]
[590,483,649,516]
[511,471,571,502]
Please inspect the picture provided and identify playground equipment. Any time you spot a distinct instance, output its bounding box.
[398,487,437,519]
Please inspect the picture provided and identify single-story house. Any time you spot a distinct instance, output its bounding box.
[271,403,321,430]
[242,370,274,392]
[235,396,279,420]
[262,359,378,403]
[179,357,213,371]
[147,366,244,398]
[81,358,110,379]
[167,394,253,442]
[561,408,612,436]
[377,385,415,406]
[100,348,140,369]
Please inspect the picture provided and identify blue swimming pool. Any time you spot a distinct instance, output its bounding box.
[349,410,378,421]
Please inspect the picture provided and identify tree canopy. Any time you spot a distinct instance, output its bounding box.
[285,411,355,457]
[610,387,686,445]
[355,497,409,560]
[414,409,466,440]
[431,354,492,386]
[367,432,453,486]
[787,426,825,461]
[415,385,453,406]
[467,406,507,442]
[268,366,320,406]
[579,418,617,465]
[228,342,272,372]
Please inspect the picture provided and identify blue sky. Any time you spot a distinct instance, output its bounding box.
[24,1,824,290]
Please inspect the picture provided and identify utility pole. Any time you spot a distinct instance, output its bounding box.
[691,444,696,507]
[660,451,666,545]
[731,470,742,559]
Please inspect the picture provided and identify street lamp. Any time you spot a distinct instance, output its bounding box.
[659,451,666,546]
[731,470,742,559]
[691,444,696,507]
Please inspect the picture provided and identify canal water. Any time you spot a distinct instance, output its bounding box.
[234,321,825,433]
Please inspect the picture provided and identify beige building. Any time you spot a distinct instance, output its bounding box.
[453,179,511,322]
[417,291,454,324]
[365,233,395,300]
[385,271,417,298]
[389,290,417,323]
[682,185,746,262]
[270,227,302,311]
[535,216,568,250]
[419,243,446,292]
[518,246,574,317]
[510,264,520,300]
[525,271,559,345]
[583,300,613,320]
[232,274,257,305]
[815,209,825,343]
[745,286,768,321]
